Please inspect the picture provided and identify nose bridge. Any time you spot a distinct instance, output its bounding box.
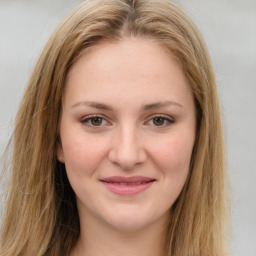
[119,124,138,155]
[108,122,146,169]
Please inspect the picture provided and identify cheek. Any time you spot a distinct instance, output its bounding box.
[149,133,194,177]
[145,134,195,214]
[61,132,108,177]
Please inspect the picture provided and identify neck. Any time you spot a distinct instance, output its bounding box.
[70,212,168,256]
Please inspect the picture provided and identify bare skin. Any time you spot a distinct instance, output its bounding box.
[58,37,196,256]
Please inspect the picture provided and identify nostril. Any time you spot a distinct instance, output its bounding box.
[108,129,147,169]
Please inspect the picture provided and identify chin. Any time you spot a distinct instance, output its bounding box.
[102,206,167,232]
[108,217,151,232]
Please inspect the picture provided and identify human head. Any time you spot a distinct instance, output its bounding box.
[1,1,227,255]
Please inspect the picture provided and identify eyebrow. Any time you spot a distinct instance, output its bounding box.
[72,101,114,110]
[142,101,183,111]
[71,100,183,111]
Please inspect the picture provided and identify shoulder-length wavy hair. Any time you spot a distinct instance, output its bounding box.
[0,0,229,255]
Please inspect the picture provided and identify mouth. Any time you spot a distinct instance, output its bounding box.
[99,176,156,195]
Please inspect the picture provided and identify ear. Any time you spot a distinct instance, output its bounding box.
[57,139,65,163]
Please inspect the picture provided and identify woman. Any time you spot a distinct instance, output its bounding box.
[0,0,230,255]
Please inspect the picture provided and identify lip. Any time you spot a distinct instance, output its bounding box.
[100,176,156,196]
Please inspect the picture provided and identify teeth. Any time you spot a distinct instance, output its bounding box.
[107,181,148,185]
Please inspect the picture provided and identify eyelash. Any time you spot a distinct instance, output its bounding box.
[146,115,174,127]
[81,114,174,128]
[81,114,109,127]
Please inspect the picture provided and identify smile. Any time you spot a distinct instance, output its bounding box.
[100,176,156,195]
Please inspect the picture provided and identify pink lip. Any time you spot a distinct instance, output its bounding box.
[100,176,156,196]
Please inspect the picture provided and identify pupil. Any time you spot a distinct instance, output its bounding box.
[153,117,164,126]
[92,117,102,126]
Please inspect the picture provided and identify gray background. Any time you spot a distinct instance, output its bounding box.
[0,0,255,255]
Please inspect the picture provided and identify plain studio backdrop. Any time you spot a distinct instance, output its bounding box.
[0,0,255,255]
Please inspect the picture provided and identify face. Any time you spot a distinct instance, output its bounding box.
[58,38,196,232]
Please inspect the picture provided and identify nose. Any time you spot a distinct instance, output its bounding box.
[108,125,147,170]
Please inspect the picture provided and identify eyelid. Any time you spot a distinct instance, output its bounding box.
[145,114,174,127]
[81,114,111,127]
[80,114,174,128]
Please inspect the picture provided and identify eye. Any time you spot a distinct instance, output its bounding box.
[146,115,174,127]
[81,115,109,127]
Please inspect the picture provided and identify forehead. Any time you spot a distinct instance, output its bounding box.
[63,37,192,108]
[67,37,182,80]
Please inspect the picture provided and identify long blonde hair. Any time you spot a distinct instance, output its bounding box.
[0,0,229,255]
